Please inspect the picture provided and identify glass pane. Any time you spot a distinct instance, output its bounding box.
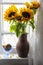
[3,0,31,3]
[2,34,18,47]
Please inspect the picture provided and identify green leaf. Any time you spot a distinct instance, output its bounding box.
[31,7,37,14]
[33,9,37,14]
[29,20,35,30]
[9,19,16,24]
[10,24,16,32]
[29,23,35,30]
[10,21,27,37]
[15,22,22,37]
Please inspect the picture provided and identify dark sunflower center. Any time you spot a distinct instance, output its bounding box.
[16,16,22,21]
[9,12,15,17]
[22,12,30,18]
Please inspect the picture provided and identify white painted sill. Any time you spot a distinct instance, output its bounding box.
[0,54,28,59]
[0,54,33,65]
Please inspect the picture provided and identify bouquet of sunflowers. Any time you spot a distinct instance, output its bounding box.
[4,1,40,37]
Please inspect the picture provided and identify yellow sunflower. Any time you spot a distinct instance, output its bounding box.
[24,2,33,8]
[31,1,40,9]
[4,4,18,21]
[15,12,22,22]
[20,7,34,22]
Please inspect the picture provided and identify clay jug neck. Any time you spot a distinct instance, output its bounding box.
[19,33,27,42]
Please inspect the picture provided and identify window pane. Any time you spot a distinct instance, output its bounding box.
[2,34,18,47]
[3,0,31,3]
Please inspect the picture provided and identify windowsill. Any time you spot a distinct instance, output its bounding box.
[0,54,33,65]
[0,54,28,59]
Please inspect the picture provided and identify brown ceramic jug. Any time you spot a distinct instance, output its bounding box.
[16,33,29,58]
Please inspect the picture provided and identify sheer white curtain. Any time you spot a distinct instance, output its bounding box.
[33,0,43,65]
